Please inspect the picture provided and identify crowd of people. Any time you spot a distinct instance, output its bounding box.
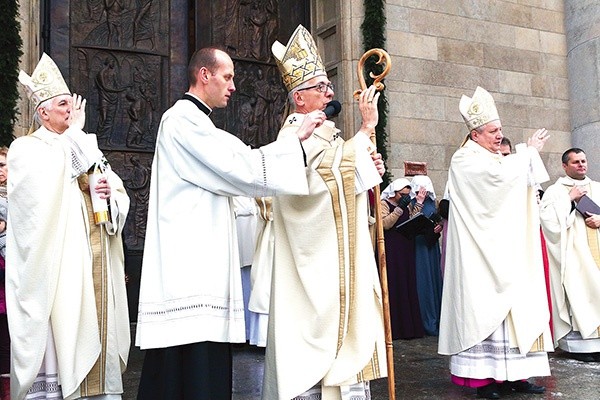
[0,23,598,400]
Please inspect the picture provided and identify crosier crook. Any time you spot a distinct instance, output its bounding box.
[354,48,395,400]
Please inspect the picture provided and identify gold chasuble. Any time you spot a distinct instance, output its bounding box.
[264,115,386,400]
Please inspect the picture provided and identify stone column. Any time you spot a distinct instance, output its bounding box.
[565,0,600,179]
[16,0,41,138]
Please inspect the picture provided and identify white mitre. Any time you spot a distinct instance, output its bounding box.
[459,86,500,131]
[272,25,327,92]
[20,53,102,172]
[18,53,71,110]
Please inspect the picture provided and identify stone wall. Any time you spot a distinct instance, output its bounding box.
[385,0,569,192]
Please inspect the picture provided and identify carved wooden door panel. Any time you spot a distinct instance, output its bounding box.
[194,0,310,147]
[47,0,188,253]
[46,0,189,320]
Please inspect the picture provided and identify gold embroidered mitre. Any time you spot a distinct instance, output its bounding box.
[18,53,70,110]
[272,25,327,91]
[459,86,500,131]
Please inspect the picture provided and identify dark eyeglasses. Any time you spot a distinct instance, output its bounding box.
[297,82,334,93]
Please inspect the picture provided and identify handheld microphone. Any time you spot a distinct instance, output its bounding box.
[324,100,342,118]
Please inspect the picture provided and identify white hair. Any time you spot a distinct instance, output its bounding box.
[33,98,55,126]
[287,80,318,111]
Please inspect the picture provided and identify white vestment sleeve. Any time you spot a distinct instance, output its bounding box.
[515,143,550,186]
[105,169,130,236]
[352,133,382,194]
[163,105,308,198]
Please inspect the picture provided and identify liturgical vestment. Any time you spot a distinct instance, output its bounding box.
[263,115,387,400]
[539,176,600,348]
[439,140,553,357]
[7,127,130,400]
[136,97,309,350]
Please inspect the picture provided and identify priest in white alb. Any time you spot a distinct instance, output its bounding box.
[539,148,600,362]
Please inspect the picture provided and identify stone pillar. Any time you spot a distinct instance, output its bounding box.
[15,0,41,138]
[565,0,600,179]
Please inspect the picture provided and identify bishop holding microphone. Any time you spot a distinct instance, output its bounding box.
[262,24,388,400]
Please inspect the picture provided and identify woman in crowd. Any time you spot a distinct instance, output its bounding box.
[380,178,424,340]
[410,175,443,336]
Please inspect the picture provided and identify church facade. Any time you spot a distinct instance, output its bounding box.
[13,1,600,312]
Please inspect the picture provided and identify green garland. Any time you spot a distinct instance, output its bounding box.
[361,0,391,187]
[0,0,23,147]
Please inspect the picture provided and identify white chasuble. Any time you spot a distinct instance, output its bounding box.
[439,140,553,356]
[7,127,130,400]
[263,115,386,400]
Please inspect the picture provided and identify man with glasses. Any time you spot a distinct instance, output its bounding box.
[297,81,335,93]
[262,25,387,400]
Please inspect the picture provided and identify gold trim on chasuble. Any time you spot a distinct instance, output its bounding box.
[77,175,109,396]
[586,226,600,269]
[583,187,600,337]
[562,182,600,268]
[315,141,382,382]
[563,183,600,337]
[529,335,545,353]
[584,185,600,269]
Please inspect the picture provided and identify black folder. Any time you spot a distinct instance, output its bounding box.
[395,212,435,240]
[576,194,600,217]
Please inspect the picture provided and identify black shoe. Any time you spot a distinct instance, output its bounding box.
[498,382,513,395]
[570,352,595,362]
[510,381,545,394]
[477,383,501,399]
